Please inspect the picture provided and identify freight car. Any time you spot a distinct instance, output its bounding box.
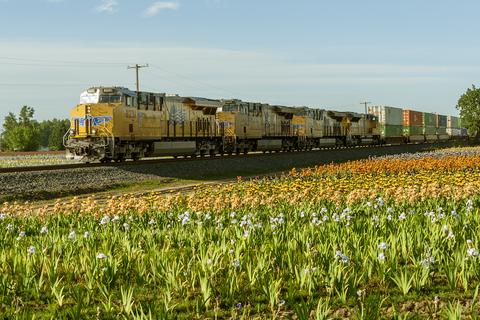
[64,87,466,162]
[370,106,467,144]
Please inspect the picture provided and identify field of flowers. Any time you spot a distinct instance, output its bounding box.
[0,152,70,168]
[1,146,480,318]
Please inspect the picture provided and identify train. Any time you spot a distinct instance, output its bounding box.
[64,86,467,162]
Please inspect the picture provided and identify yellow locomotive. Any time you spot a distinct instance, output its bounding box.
[66,87,222,161]
[65,86,381,161]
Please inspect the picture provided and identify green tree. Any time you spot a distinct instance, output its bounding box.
[39,120,52,148]
[47,119,70,150]
[457,85,480,136]
[1,106,40,151]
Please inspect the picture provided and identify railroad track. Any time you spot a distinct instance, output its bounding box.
[0,141,458,174]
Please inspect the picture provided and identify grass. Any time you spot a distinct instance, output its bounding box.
[1,198,480,318]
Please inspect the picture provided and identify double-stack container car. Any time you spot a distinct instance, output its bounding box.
[403,110,424,142]
[368,106,403,143]
[436,114,448,140]
[447,116,461,137]
[423,112,437,141]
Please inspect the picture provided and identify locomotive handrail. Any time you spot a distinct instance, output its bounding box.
[99,121,115,158]
[62,129,72,147]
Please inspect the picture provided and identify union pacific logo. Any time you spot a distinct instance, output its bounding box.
[75,116,113,127]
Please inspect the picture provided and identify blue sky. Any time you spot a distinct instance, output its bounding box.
[0,0,479,124]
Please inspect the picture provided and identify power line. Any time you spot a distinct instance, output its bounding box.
[0,61,124,68]
[149,65,245,98]
[0,83,90,87]
[0,56,247,98]
[0,56,127,66]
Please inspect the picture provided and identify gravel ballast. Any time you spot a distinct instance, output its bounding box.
[0,141,474,201]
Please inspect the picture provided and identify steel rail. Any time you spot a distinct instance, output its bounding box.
[0,140,458,174]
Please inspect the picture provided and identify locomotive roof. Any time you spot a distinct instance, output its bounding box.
[85,86,137,96]
[328,110,362,121]
[183,97,223,109]
[293,106,327,115]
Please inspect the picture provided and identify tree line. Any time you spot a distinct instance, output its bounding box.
[0,106,70,152]
[457,85,480,137]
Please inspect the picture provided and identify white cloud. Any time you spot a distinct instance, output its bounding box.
[95,0,118,14]
[145,1,179,17]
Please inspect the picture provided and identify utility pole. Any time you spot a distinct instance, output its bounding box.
[360,101,371,136]
[128,64,149,106]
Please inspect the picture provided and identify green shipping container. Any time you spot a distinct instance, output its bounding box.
[437,127,447,134]
[423,113,436,126]
[403,125,423,136]
[423,126,436,135]
[458,118,463,128]
[380,124,403,137]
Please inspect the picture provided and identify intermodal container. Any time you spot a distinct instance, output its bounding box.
[436,127,447,134]
[423,126,436,135]
[403,110,423,126]
[380,124,403,137]
[436,114,447,128]
[447,128,461,136]
[447,116,459,129]
[423,112,436,126]
[403,125,423,136]
[368,106,403,126]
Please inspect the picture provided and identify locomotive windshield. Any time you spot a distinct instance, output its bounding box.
[99,94,121,103]
[80,87,126,104]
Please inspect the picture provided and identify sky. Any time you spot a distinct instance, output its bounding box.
[0,0,479,125]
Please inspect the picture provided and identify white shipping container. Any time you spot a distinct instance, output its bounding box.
[368,106,403,125]
[447,128,461,136]
[447,116,459,129]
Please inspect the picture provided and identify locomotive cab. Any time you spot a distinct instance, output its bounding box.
[65,87,136,161]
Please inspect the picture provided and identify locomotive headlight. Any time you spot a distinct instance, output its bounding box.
[70,128,76,135]
[92,129,97,135]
